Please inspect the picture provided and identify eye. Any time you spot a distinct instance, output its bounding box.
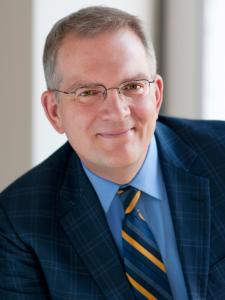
[78,89,102,97]
[122,82,144,91]
[121,81,146,96]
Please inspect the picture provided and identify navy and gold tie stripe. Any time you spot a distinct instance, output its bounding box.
[118,187,173,300]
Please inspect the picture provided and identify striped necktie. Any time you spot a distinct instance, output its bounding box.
[118,186,173,300]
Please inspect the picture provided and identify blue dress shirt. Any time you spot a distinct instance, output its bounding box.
[82,136,188,300]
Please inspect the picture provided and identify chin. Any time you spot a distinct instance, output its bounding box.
[103,150,143,169]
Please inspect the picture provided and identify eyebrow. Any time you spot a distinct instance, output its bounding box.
[66,81,103,91]
[120,73,150,83]
[66,73,150,91]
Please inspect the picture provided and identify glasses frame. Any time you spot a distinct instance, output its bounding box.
[50,78,155,103]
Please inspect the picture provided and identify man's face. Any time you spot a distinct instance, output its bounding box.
[42,30,163,183]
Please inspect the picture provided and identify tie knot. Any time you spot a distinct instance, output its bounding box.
[117,186,141,214]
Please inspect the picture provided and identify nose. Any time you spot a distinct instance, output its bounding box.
[100,88,131,121]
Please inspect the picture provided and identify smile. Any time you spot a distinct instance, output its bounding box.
[98,128,134,138]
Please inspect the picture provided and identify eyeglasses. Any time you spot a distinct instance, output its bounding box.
[50,79,155,105]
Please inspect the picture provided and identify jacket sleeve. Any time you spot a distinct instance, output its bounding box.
[0,205,50,300]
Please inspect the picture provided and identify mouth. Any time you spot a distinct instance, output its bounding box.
[97,128,135,138]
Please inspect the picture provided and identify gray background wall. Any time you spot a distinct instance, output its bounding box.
[0,0,32,190]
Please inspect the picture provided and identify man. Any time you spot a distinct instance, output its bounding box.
[0,6,225,300]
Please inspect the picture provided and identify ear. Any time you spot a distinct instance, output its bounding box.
[154,74,164,114]
[41,90,65,134]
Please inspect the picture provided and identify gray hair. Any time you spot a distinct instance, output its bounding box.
[43,6,157,89]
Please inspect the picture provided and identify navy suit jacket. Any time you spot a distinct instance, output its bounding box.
[1,116,225,299]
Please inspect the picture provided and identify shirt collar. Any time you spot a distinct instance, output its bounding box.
[82,135,163,213]
[130,135,162,199]
[82,164,119,212]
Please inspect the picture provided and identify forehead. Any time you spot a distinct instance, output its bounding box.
[56,30,151,86]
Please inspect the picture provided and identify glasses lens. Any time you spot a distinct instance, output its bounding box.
[120,80,149,98]
[75,85,105,104]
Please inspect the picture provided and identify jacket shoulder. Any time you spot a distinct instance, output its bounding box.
[0,142,74,209]
[158,115,225,144]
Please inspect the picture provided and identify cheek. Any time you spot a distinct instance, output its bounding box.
[132,101,158,146]
[134,99,158,125]
[60,107,95,143]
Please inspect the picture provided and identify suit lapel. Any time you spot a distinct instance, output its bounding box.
[155,123,211,299]
[57,151,135,300]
